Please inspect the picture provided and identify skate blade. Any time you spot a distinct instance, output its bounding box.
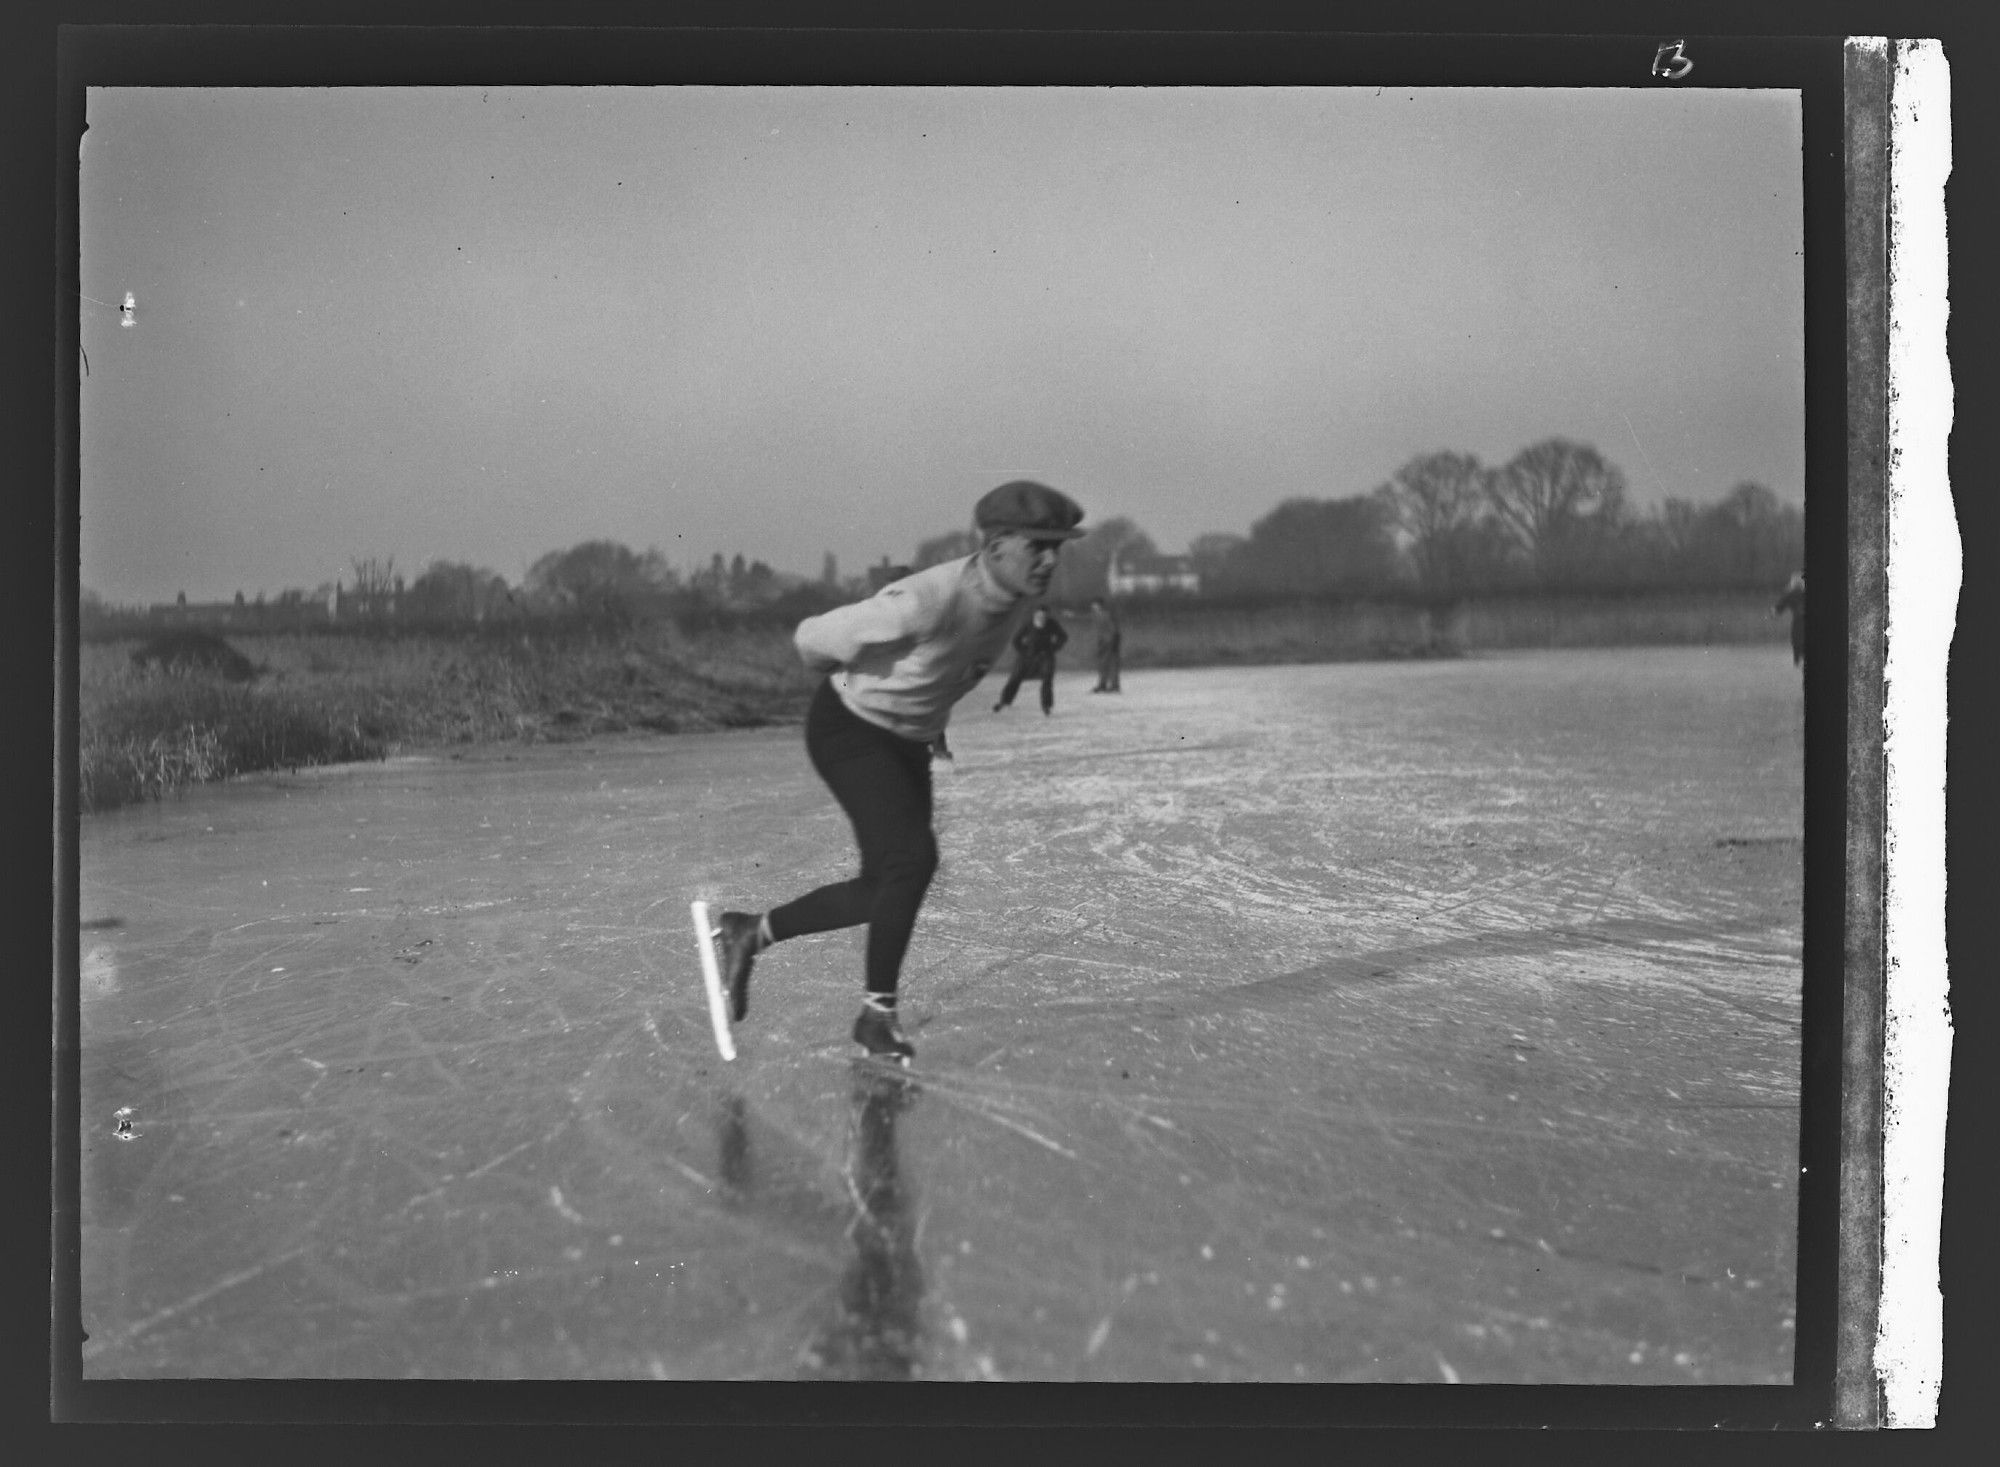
[688,900,737,1062]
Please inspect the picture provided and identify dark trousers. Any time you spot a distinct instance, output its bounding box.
[1094,644,1120,691]
[766,680,937,996]
[996,659,1056,713]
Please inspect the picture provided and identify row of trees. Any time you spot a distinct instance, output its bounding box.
[85,437,1802,637]
[79,541,839,638]
[1002,439,1800,603]
[387,542,828,626]
[1363,438,1802,595]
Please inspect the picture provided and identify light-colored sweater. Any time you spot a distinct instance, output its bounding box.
[794,555,1028,741]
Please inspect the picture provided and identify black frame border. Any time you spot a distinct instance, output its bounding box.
[43,20,1859,1436]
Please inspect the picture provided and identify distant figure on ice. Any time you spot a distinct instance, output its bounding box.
[699,479,1086,1064]
[1774,571,1806,669]
[993,605,1069,716]
[1088,596,1122,693]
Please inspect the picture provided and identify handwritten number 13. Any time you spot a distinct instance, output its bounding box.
[1652,40,1693,80]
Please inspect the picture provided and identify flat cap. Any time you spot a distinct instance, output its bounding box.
[973,480,1087,540]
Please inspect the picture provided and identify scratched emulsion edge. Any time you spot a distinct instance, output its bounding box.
[1880,36,1954,1431]
[1835,36,1890,1431]
[49,75,88,1416]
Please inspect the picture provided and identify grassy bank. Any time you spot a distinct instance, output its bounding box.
[76,589,1789,813]
[1113,597,1453,667]
[1443,589,1789,650]
[1113,588,1786,667]
[78,622,814,813]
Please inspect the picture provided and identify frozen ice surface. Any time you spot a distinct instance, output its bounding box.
[76,648,1802,1381]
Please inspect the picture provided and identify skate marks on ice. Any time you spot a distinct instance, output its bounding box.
[75,751,941,1378]
[75,744,768,1376]
[866,957,1798,1383]
[72,650,1803,1381]
[892,651,1800,1380]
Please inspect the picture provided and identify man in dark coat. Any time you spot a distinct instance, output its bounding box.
[992,605,1069,715]
[1088,596,1122,692]
[1774,571,1805,669]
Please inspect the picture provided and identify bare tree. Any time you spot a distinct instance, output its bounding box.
[1658,497,1703,559]
[1486,439,1628,585]
[1687,482,1803,587]
[1187,531,1248,590]
[524,540,672,620]
[1375,450,1489,594]
[1237,495,1400,596]
[407,560,509,622]
[349,556,397,615]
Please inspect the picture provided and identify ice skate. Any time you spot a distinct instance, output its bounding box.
[853,1004,916,1065]
[708,910,763,1022]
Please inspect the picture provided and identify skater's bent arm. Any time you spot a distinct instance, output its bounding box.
[794,588,927,673]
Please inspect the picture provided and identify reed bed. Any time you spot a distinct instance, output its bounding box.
[76,623,814,813]
[1112,588,1784,668]
[76,590,1785,813]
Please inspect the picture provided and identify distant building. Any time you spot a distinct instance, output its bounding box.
[323,578,404,621]
[142,587,360,628]
[1108,552,1201,597]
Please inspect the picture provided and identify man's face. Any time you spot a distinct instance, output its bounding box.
[982,532,1065,598]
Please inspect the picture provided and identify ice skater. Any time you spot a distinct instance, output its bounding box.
[1087,596,1122,693]
[991,605,1069,716]
[1774,571,1805,669]
[703,480,1086,1063]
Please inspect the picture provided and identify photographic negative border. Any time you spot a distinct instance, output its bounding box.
[41,16,1929,1435]
[1877,36,1954,1431]
[1838,36,1890,1429]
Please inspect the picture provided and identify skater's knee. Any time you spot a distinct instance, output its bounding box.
[860,833,938,893]
[881,833,938,886]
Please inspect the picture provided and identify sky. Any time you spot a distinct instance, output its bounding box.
[78,86,1803,606]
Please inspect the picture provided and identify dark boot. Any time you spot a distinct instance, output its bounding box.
[853,1005,915,1065]
[709,910,763,1022]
